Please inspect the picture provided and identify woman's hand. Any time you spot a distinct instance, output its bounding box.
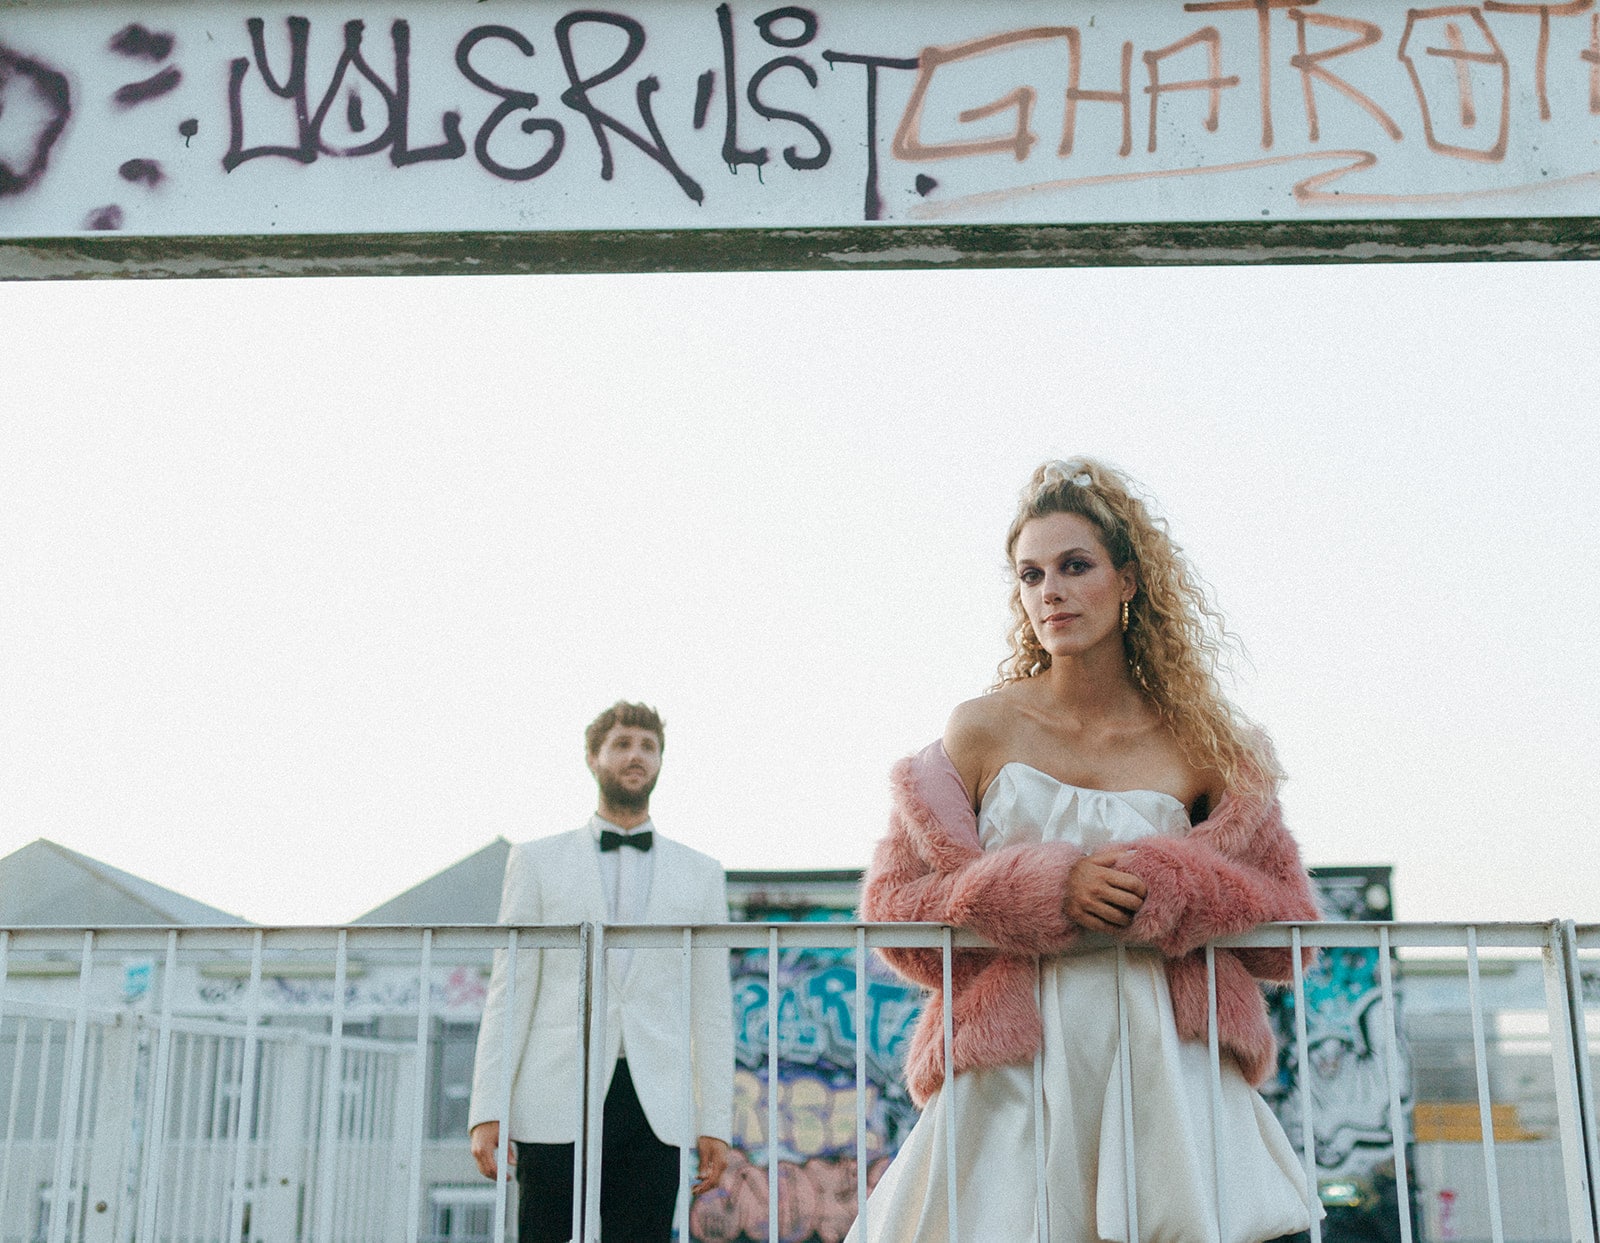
[1064,850,1147,932]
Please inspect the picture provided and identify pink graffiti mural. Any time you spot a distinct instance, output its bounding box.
[693,1150,893,1243]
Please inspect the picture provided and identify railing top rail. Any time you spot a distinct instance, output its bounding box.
[0,919,1572,955]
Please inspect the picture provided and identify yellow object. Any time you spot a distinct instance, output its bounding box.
[1413,1102,1541,1142]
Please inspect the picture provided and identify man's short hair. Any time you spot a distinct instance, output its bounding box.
[584,701,665,756]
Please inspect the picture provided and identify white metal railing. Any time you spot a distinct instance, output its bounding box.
[0,920,1596,1243]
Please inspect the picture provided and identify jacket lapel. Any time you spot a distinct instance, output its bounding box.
[562,826,608,923]
[638,834,674,923]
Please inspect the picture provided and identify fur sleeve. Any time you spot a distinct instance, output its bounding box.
[860,745,1085,987]
[1116,794,1319,975]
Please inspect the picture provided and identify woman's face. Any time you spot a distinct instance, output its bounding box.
[1013,512,1135,661]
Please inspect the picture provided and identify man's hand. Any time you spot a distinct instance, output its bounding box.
[694,1136,730,1195]
[1064,849,1147,933]
[470,1121,516,1180]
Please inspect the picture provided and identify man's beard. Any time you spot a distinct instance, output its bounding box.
[598,770,658,812]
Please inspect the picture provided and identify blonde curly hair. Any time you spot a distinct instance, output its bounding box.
[995,458,1277,798]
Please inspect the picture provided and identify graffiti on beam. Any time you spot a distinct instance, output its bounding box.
[2,0,1600,237]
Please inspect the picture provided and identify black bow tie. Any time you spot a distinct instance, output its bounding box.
[599,829,652,853]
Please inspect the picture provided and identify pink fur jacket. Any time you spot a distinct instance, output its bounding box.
[860,740,1319,1106]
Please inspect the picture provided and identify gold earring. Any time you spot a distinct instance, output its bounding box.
[1121,600,1130,632]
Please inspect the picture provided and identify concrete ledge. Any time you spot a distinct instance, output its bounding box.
[4,216,1599,280]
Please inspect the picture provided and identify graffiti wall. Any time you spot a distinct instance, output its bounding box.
[1,0,1598,239]
[692,923,922,1243]
[1264,866,1413,1242]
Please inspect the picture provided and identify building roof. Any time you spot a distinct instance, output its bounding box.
[347,845,868,925]
[0,839,249,926]
[351,837,510,925]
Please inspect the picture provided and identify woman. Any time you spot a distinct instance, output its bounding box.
[850,459,1320,1243]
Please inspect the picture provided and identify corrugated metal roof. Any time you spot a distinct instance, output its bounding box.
[0,839,249,926]
[350,837,510,925]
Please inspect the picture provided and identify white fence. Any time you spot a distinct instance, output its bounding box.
[1,921,1597,1243]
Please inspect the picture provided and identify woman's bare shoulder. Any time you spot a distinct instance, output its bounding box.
[942,689,1022,804]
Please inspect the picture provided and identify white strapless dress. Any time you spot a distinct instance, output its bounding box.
[846,763,1315,1243]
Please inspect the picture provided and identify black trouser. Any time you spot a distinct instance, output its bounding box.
[515,1060,680,1243]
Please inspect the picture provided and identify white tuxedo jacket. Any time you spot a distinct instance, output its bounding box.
[467,827,734,1146]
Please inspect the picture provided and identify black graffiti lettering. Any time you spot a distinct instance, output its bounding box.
[821,49,917,220]
[390,22,466,166]
[756,6,819,48]
[119,158,165,186]
[457,25,564,181]
[555,11,704,203]
[304,21,467,164]
[717,4,769,169]
[748,56,830,169]
[229,18,464,172]
[113,65,181,108]
[308,22,401,156]
[693,69,716,128]
[225,17,315,171]
[0,42,71,198]
[84,204,124,229]
[109,24,175,62]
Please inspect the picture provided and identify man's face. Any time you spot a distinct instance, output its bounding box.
[586,725,662,812]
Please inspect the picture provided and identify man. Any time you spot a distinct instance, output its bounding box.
[468,701,734,1243]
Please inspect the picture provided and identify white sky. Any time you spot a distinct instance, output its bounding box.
[2,261,1596,926]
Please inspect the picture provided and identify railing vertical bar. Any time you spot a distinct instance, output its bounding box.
[340,1046,355,1243]
[136,931,180,1243]
[855,926,870,1241]
[0,931,12,1233]
[1376,926,1415,1243]
[34,1025,57,1239]
[1544,921,1596,1243]
[304,1042,327,1242]
[1563,921,1600,1240]
[382,1051,395,1235]
[369,1052,385,1236]
[0,1016,28,1232]
[255,1045,275,1229]
[334,1046,348,1243]
[352,1047,376,1242]
[47,930,94,1243]
[768,925,780,1243]
[587,925,608,1243]
[76,1023,104,1237]
[572,923,591,1243]
[1115,945,1138,1243]
[174,1034,203,1243]
[214,1038,235,1243]
[315,929,350,1243]
[1465,926,1505,1243]
[345,1015,364,1239]
[370,1051,385,1236]
[193,1035,218,1243]
[227,930,265,1243]
[1292,925,1322,1243]
[206,1037,232,1243]
[493,927,517,1243]
[351,1052,369,1243]
[943,925,958,1241]
[1206,943,1228,1243]
[1032,958,1047,1243]
[678,926,695,1243]
[406,928,434,1243]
